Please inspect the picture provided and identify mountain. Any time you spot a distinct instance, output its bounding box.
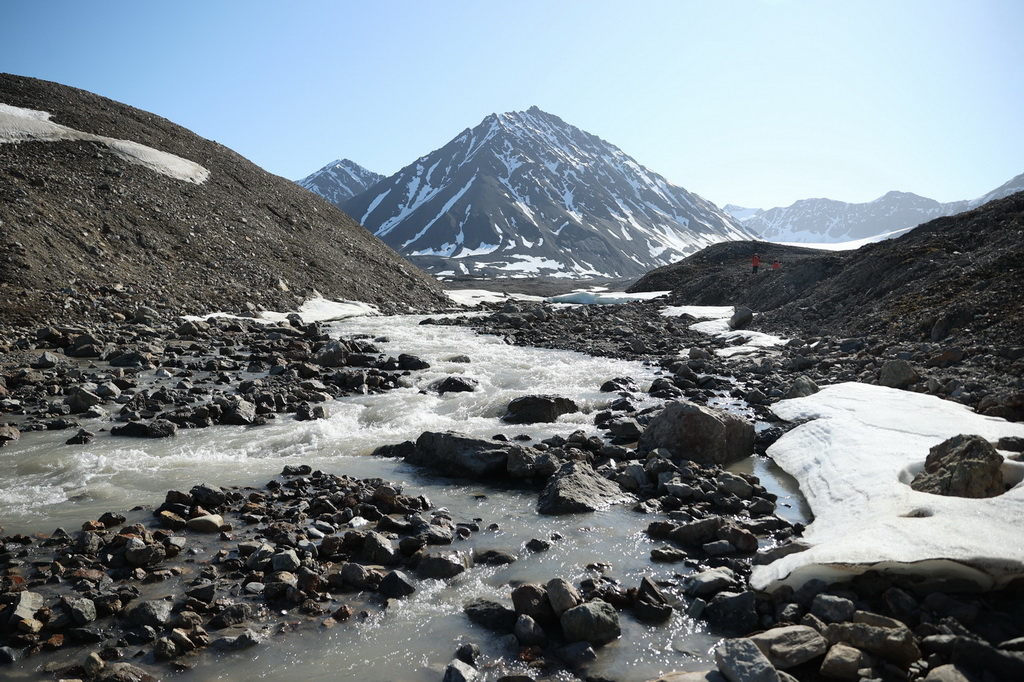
[0,74,448,326]
[630,191,1024,349]
[729,172,1024,244]
[337,107,753,279]
[296,158,383,206]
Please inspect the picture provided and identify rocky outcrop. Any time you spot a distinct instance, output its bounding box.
[537,461,634,515]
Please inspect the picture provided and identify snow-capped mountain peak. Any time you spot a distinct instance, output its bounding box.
[337,107,753,278]
[296,159,383,206]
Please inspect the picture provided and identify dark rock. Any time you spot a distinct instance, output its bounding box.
[433,376,478,394]
[636,400,755,466]
[911,434,1005,498]
[403,431,511,478]
[464,598,517,632]
[378,570,417,598]
[560,599,621,646]
[537,461,633,515]
[503,395,579,424]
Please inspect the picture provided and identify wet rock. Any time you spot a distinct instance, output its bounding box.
[911,434,1005,498]
[416,549,472,579]
[560,599,621,646]
[0,424,19,447]
[810,594,856,623]
[403,431,511,478]
[378,570,416,598]
[514,614,548,646]
[685,567,740,598]
[635,577,673,623]
[433,376,478,394]
[211,628,263,651]
[464,598,517,632]
[511,583,556,624]
[111,419,178,438]
[66,387,103,413]
[784,375,819,399]
[442,658,479,682]
[186,514,224,532]
[502,394,579,424]
[127,599,173,628]
[537,461,633,515]
[546,577,582,616]
[636,400,755,466]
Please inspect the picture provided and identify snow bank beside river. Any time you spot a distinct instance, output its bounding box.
[751,382,1024,590]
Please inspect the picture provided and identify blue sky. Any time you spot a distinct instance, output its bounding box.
[2,0,1022,208]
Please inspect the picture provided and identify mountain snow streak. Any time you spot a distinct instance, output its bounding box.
[337,107,752,278]
[297,159,384,206]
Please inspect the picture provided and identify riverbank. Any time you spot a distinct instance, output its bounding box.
[2,297,1024,681]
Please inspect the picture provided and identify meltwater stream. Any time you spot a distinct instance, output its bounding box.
[0,313,807,681]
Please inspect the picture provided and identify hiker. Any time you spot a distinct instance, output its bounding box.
[772,258,780,271]
[751,253,761,274]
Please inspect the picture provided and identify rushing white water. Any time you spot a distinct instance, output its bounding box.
[1,313,809,680]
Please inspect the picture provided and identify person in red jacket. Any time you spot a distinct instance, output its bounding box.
[772,258,780,271]
[751,253,761,274]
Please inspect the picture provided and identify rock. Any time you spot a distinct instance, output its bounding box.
[810,594,856,623]
[416,550,472,579]
[714,637,778,682]
[514,614,548,646]
[124,537,166,566]
[784,375,819,399]
[186,514,224,532]
[464,598,517,632]
[312,340,350,367]
[636,401,755,466]
[212,628,264,651]
[511,583,556,623]
[0,424,19,447]
[433,376,478,394]
[749,625,828,669]
[635,577,673,623]
[127,599,174,628]
[503,394,579,424]
[64,596,98,625]
[398,353,430,370]
[728,307,754,330]
[110,419,178,438]
[442,659,479,682]
[403,431,511,478]
[686,567,740,598]
[190,483,226,508]
[32,350,62,368]
[220,398,257,425]
[271,549,301,572]
[911,434,1005,498]
[546,577,582,616]
[66,388,103,413]
[704,591,760,637]
[560,599,621,646]
[819,643,874,681]
[879,359,920,389]
[8,591,44,624]
[378,570,416,598]
[823,621,920,667]
[537,461,633,515]
[923,664,974,682]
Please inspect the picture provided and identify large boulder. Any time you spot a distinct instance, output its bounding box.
[404,431,513,478]
[879,359,920,389]
[749,625,828,669]
[537,461,633,515]
[911,434,1005,498]
[503,395,579,424]
[560,599,621,646]
[636,401,755,466]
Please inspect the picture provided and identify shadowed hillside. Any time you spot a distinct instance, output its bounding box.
[630,193,1024,348]
[0,74,448,326]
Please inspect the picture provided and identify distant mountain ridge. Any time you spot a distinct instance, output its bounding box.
[310,107,753,278]
[296,159,383,206]
[727,172,1024,244]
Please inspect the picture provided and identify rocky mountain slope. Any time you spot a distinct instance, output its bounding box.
[630,192,1024,350]
[728,172,1024,244]
[0,75,448,326]
[336,107,753,279]
[296,158,383,206]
